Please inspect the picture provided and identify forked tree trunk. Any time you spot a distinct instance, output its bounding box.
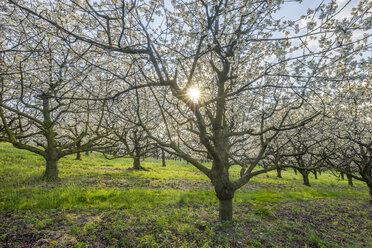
[347,174,353,187]
[277,168,282,178]
[299,169,311,187]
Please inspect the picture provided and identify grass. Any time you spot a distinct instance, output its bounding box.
[0,142,371,248]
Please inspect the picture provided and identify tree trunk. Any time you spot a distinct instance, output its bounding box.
[85,151,89,156]
[299,169,310,187]
[293,168,297,175]
[219,198,233,222]
[133,157,141,170]
[340,172,344,180]
[369,185,372,205]
[132,157,147,171]
[347,174,353,187]
[277,168,282,178]
[313,170,318,180]
[41,95,59,181]
[161,150,166,167]
[318,170,322,175]
[214,178,235,222]
[75,151,82,160]
[43,157,58,181]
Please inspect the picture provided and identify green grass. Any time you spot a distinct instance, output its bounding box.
[0,142,371,248]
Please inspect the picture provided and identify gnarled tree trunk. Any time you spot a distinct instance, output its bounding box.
[313,170,318,180]
[43,152,59,181]
[161,150,166,167]
[75,141,82,160]
[347,174,353,187]
[133,157,141,170]
[299,169,310,187]
[75,151,82,160]
[277,168,282,178]
[212,162,235,222]
[132,156,147,171]
[215,185,234,222]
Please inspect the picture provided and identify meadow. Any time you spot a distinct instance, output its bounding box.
[0,142,371,248]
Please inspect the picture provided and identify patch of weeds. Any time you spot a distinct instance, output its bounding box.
[177,222,196,237]
[137,234,159,248]
[254,205,276,218]
[244,213,260,224]
[248,239,262,247]
[308,233,338,248]
[82,221,98,235]
[178,193,188,206]
[0,233,6,241]
[74,242,87,248]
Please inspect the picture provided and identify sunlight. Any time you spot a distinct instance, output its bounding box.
[187,87,200,103]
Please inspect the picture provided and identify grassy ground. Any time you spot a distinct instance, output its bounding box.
[0,142,371,248]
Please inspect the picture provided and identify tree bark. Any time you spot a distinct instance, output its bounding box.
[133,157,141,170]
[277,168,282,178]
[299,169,311,187]
[340,172,344,180]
[43,157,58,181]
[369,186,372,205]
[214,176,235,222]
[41,95,59,181]
[313,170,318,180]
[161,150,166,167]
[132,157,147,171]
[85,151,89,156]
[219,198,233,222]
[347,174,353,187]
[75,151,82,160]
[293,168,297,175]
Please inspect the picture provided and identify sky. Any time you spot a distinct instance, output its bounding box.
[277,0,358,21]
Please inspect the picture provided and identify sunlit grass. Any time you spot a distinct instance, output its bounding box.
[0,142,369,212]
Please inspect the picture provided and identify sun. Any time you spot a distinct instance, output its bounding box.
[187,87,201,103]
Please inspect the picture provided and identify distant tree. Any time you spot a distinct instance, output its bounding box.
[103,90,156,171]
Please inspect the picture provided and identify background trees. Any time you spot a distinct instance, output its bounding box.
[0,8,112,180]
[324,77,372,202]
